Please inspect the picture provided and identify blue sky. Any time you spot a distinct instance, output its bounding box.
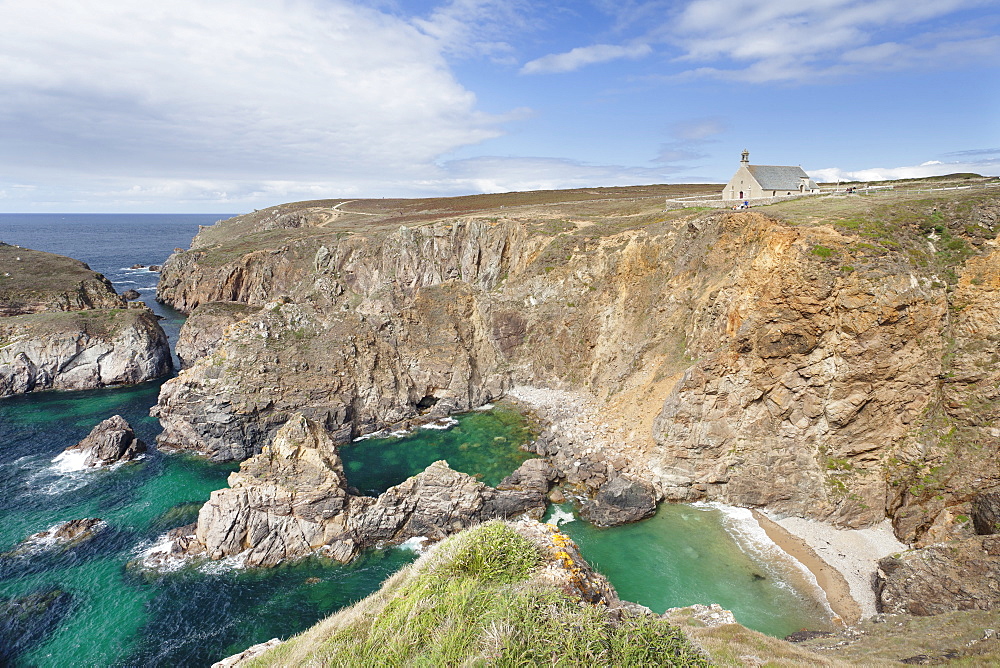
[0,0,998,212]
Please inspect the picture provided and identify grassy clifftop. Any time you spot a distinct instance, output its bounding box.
[244,521,710,667]
[0,243,125,316]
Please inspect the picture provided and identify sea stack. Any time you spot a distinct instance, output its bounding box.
[60,415,146,468]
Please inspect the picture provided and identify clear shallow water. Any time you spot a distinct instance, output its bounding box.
[548,502,835,638]
[340,404,537,495]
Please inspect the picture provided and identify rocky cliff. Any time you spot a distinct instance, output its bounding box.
[154,181,999,547]
[147,413,554,567]
[0,244,172,397]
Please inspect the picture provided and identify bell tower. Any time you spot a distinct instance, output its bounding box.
[740,149,749,164]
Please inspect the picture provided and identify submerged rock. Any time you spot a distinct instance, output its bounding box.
[2,518,106,559]
[61,415,146,468]
[0,588,75,665]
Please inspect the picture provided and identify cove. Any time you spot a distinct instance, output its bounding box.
[339,403,537,495]
[548,502,835,638]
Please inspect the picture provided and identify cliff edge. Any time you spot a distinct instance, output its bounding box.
[0,243,172,396]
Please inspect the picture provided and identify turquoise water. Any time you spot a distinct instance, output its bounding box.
[0,384,419,666]
[340,404,536,495]
[550,503,835,638]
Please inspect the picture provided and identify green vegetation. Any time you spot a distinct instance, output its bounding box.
[248,522,709,667]
[0,243,121,313]
[810,244,835,258]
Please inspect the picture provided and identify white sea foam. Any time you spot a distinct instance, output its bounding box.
[547,506,576,527]
[198,552,247,574]
[51,449,90,473]
[137,534,199,573]
[694,502,835,617]
[397,536,431,553]
[421,417,458,431]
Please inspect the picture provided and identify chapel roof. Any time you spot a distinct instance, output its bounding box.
[747,164,816,190]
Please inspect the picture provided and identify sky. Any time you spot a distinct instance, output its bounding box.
[0,0,998,212]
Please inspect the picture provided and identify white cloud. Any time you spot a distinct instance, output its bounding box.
[808,158,1000,183]
[521,43,653,74]
[665,0,1000,82]
[0,0,508,183]
[412,0,530,59]
[0,155,687,212]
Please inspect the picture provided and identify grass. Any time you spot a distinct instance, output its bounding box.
[247,522,709,667]
[0,243,122,313]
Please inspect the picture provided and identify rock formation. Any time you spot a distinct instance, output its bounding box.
[60,416,146,467]
[877,536,1000,615]
[0,244,172,397]
[2,518,106,558]
[0,243,124,316]
[581,475,657,527]
[152,183,1000,548]
[147,414,554,568]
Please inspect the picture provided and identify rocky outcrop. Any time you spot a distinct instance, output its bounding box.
[2,519,106,558]
[61,416,145,467]
[157,217,538,314]
[877,536,1000,615]
[193,413,351,566]
[0,243,124,316]
[154,285,506,460]
[1,245,172,397]
[174,301,260,367]
[148,414,552,567]
[581,475,657,527]
[0,308,172,397]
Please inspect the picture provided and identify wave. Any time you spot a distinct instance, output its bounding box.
[546,505,576,527]
[693,502,835,617]
[420,417,458,431]
[50,449,90,473]
[396,536,430,553]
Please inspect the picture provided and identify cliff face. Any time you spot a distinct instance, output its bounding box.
[0,245,172,397]
[0,309,172,397]
[153,183,1000,544]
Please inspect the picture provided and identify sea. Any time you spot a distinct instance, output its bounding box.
[0,214,833,666]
